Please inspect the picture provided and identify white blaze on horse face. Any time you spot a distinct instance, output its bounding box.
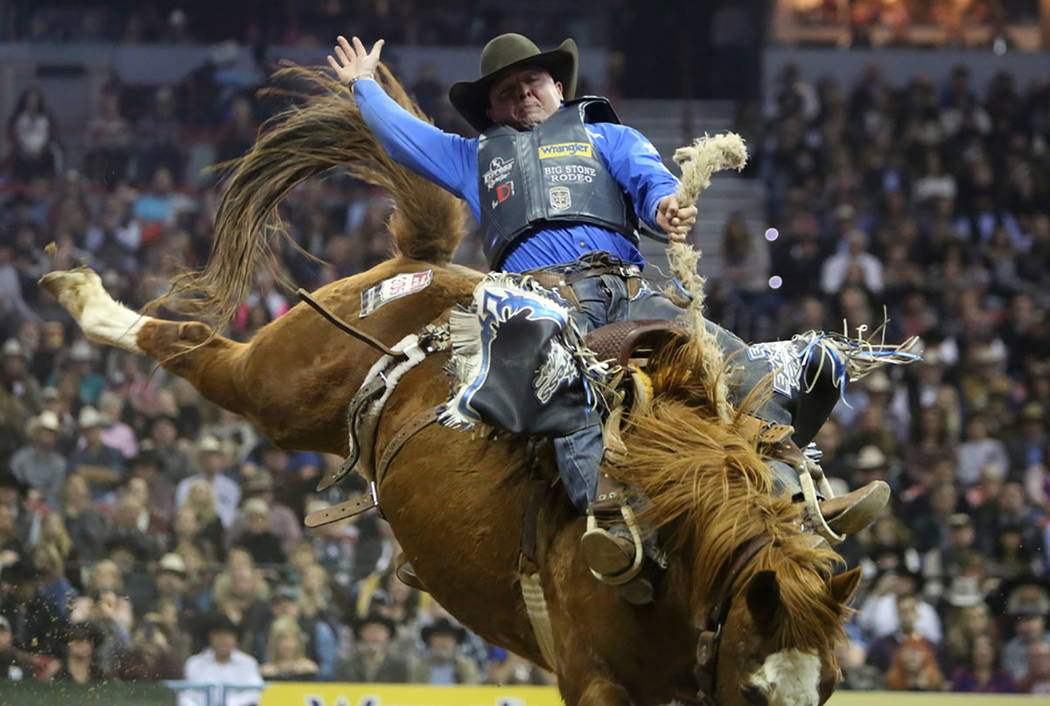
[41,269,150,354]
[749,648,821,706]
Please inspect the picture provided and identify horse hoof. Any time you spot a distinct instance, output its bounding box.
[581,527,635,576]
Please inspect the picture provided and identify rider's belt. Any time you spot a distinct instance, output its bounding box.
[526,264,644,304]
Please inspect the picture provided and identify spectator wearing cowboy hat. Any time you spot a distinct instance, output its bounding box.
[336,612,411,683]
[1002,580,1050,680]
[52,621,106,683]
[59,339,106,406]
[181,613,263,706]
[127,445,176,530]
[148,552,199,632]
[10,410,66,508]
[68,405,126,500]
[0,559,68,658]
[409,617,480,685]
[231,498,286,566]
[233,470,301,557]
[175,435,241,529]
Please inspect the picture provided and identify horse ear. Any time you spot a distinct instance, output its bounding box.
[827,567,863,606]
[746,570,781,635]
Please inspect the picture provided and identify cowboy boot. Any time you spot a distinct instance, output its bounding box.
[581,474,638,576]
[819,480,890,535]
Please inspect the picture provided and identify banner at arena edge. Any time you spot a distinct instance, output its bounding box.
[260,684,1038,706]
[259,683,564,706]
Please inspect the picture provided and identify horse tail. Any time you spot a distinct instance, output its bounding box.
[150,62,467,327]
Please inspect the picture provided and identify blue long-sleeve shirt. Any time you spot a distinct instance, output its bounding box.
[354,79,680,271]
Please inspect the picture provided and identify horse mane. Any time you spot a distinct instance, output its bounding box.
[609,335,847,654]
[149,62,467,326]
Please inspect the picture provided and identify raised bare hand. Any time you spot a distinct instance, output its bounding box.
[327,35,385,85]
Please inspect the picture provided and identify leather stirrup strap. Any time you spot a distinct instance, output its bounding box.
[520,439,550,565]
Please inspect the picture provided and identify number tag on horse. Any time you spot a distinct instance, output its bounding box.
[360,270,433,317]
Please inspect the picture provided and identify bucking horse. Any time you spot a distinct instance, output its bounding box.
[40,66,912,705]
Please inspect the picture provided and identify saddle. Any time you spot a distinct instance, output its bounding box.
[584,319,686,367]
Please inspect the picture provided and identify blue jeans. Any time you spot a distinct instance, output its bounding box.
[536,253,817,508]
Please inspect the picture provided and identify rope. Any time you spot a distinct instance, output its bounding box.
[665,133,749,422]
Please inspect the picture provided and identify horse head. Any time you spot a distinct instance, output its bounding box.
[610,334,865,706]
[713,563,861,706]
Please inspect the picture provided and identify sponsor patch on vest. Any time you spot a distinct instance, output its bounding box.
[548,186,571,211]
[491,181,514,209]
[544,164,597,183]
[482,157,514,189]
[359,270,433,318]
[537,142,593,159]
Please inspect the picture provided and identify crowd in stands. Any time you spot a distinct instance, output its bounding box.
[736,60,1050,693]
[1,40,1050,699]
[2,1,612,47]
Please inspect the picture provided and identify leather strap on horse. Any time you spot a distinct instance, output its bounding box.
[694,532,771,703]
[297,288,404,358]
[304,491,377,528]
[375,409,438,488]
[518,438,559,672]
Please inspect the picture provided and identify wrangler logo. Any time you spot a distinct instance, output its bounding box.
[537,142,592,159]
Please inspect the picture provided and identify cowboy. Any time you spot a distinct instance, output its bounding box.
[328,34,896,598]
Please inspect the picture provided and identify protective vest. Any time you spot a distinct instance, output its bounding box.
[477,97,639,269]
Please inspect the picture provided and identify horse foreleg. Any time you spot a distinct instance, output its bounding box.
[39,268,249,415]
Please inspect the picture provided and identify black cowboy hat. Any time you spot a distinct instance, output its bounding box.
[200,612,242,639]
[104,532,152,563]
[449,33,578,133]
[2,559,41,585]
[420,617,467,645]
[66,621,106,647]
[353,612,397,640]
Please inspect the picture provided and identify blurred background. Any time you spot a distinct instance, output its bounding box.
[0,0,1049,700]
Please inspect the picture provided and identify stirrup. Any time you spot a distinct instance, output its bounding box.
[581,504,644,586]
[794,454,889,544]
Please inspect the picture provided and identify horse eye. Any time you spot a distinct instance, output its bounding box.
[740,685,766,705]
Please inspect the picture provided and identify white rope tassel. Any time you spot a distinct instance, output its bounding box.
[666,132,748,422]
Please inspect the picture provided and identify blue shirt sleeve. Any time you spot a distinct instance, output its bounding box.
[589,123,680,232]
[353,80,480,218]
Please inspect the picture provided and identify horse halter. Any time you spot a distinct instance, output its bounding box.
[693,533,771,705]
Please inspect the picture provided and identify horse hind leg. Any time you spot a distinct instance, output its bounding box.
[39,268,151,354]
[39,268,248,414]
